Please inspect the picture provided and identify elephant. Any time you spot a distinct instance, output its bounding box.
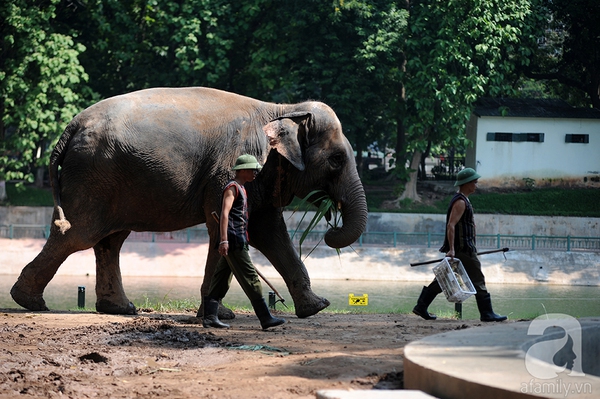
[10,87,368,318]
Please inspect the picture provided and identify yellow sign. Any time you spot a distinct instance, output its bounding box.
[348,293,368,306]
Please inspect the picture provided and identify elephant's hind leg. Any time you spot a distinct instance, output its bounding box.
[93,230,136,315]
[10,232,77,311]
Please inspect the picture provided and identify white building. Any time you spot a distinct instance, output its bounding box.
[465,98,600,187]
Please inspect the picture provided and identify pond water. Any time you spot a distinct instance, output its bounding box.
[1,274,598,320]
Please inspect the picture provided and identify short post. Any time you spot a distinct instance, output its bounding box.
[268,291,276,310]
[455,302,463,319]
[77,286,86,309]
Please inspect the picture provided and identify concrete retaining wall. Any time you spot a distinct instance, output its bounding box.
[0,207,55,225]
[1,207,598,286]
[2,238,598,286]
[2,207,600,237]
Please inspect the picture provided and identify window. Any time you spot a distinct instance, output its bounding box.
[487,132,513,142]
[487,132,545,142]
[565,134,589,143]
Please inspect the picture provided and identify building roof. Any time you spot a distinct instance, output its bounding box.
[473,98,600,119]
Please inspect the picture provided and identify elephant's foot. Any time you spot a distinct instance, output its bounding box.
[96,299,137,315]
[10,282,49,311]
[295,294,330,318]
[195,303,236,320]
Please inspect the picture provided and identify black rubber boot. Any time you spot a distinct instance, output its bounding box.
[412,286,438,320]
[251,298,285,330]
[202,297,230,328]
[476,292,507,322]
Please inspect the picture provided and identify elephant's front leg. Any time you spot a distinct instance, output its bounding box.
[94,231,136,315]
[249,208,330,318]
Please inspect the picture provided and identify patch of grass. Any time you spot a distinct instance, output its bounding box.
[135,295,202,313]
[387,197,453,214]
[364,189,396,211]
[3,182,53,206]
[367,187,600,217]
[112,300,541,320]
[471,188,600,217]
[3,181,599,217]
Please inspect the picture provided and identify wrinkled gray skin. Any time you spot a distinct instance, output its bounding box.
[10,87,368,318]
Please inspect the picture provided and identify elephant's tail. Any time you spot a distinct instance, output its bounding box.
[49,120,79,234]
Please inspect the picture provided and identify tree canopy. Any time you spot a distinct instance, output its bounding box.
[1,0,90,185]
[395,0,538,201]
[521,0,600,108]
[1,0,597,203]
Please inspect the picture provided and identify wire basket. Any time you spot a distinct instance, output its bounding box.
[433,257,476,303]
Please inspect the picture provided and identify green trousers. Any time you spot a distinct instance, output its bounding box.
[207,246,263,302]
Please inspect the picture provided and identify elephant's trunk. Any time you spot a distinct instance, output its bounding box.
[324,179,368,249]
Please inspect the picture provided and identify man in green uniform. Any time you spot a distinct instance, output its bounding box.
[203,154,285,330]
[413,168,507,322]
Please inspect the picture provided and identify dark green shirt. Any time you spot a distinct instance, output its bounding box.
[223,180,249,251]
[440,192,477,254]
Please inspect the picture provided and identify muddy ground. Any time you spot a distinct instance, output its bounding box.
[0,308,497,399]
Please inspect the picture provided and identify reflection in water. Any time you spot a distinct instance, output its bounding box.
[1,274,599,320]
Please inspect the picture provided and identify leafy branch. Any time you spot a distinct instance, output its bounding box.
[289,190,342,259]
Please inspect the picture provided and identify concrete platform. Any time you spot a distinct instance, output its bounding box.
[405,317,600,398]
[316,390,436,398]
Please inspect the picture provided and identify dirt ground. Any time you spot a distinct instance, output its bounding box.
[0,308,493,399]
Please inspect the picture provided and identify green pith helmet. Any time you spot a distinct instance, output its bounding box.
[455,168,481,186]
[232,154,262,170]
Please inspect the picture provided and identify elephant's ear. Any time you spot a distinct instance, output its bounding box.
[263,112,311,171]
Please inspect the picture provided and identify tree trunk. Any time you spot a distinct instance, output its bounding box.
[35,166,45,188]
[355,141,364,178]
[420,140,432,180]
[399,150,422,202]
[0,180,6,202]
[395,116,406,171]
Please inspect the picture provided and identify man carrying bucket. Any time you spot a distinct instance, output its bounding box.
[412,168,507,322]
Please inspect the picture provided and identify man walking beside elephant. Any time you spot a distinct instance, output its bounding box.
[203,154,285,330]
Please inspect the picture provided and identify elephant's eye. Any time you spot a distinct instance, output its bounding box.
[328,152,345,169]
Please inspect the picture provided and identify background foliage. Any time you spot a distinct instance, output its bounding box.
[1,0,598,201]
[5,181,600,217]
[1,0,91,183]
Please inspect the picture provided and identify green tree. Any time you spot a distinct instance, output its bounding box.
[0,0,91,198]
[266,1,408,175]
[49,0,410,180]
[522,0,600,108]
[392,0,537,202]
[58,0,284,99]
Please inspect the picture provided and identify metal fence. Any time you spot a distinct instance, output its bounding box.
[2,224,599,252]
[355,232,600,252]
